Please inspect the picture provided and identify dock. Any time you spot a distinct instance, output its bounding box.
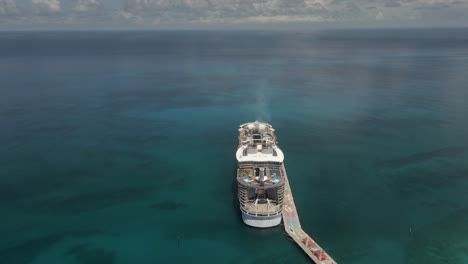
[281,164,337,264]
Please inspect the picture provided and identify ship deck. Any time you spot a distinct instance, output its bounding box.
[243,202,282,216]
[237,166,283,187]
[281,164,338,264]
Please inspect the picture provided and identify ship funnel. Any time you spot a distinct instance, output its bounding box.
[259,167,265,186]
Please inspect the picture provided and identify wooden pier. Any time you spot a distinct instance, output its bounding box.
[281,164,337,264]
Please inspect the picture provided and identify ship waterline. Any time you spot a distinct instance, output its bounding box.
[236,121,285,228]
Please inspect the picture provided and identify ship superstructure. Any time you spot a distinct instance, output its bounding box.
[235,121,337,263]
[236,121,285,228]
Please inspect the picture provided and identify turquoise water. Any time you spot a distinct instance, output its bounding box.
[1,29,468,264]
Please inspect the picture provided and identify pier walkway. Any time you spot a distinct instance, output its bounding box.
[281,164,337,264]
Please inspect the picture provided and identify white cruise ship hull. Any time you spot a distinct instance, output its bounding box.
[236,121,285,229]
[242,212,282,228]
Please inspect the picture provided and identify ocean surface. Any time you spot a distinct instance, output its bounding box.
[1,29,468,264]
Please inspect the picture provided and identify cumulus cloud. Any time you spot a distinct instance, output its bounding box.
[233,15,330,24]
[32,0,61,13]
[0,0,17,15]
[116,0,468,26]
[115,10,144,24]
[72,0,99,12]
[1,0,467,28]
[376,11,384,20]
[121,0,460,25]
[120,0,338,24]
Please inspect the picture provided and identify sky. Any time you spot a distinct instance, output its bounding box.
[0,0,467,30]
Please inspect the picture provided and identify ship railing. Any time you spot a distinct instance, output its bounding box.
[240,207,283,217]
[240,203,283,217]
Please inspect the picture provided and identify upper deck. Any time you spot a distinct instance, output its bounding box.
[236,121,284,163]
[237,165,284,188]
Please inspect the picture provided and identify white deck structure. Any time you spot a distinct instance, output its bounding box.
[235,121,338,263]
[236,121,284,163]
[236,145,284,163]
[236,121,285,228]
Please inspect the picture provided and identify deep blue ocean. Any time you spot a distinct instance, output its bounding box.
[1,29,467,264]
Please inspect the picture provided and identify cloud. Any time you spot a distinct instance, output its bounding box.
[120,0,337,24]
[0,0,17,15]
[32,0,61,13]
[1,0,467,29]
[385,2,402,8]
[72,0,99,12]
[120,0,446,25]
[115,10,144,24]
[117,0,467,27]
[233,15,330,24]
[376,11,384,20]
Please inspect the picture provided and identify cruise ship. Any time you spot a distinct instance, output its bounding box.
[236,121,285,228]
